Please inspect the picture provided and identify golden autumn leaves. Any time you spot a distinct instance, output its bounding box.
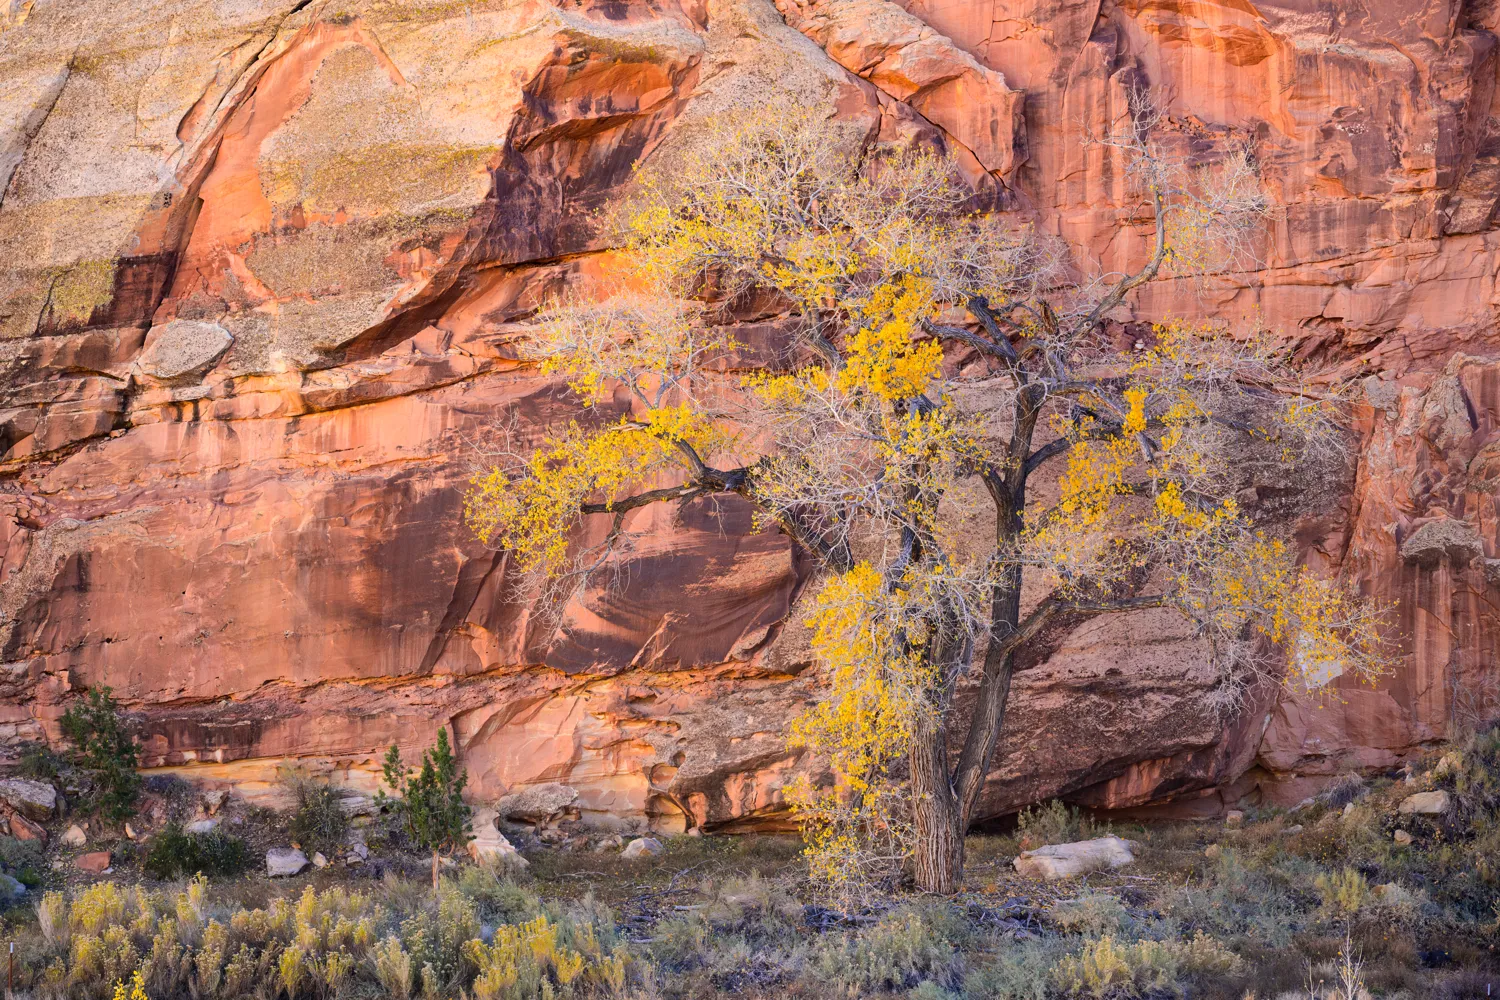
[462,100,1391,897]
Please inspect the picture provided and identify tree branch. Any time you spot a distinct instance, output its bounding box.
[1076,180,1168,337]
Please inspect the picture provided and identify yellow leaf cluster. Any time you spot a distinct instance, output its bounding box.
[464,405,723,580]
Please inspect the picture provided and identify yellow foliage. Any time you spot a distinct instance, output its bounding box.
[463,915,602,1000]
[464,404,724,581]
[110,969,149,1000]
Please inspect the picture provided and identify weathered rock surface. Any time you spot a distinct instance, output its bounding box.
[468,807,528,868]
[74,851,111,874]
[0,0,1497,831]
[0,778,55,820]
[0,873,25,901]
[496,784,579,825]
[1398,790,1452,815]
[266,848,309,877]
[622,836,664,859]
[1013,836,1139,880]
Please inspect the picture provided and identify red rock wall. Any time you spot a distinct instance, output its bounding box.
[0,0,1497,828]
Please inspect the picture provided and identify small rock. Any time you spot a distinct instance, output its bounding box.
[312,852,328,868]
[0,778,57,820]
[686,827,702,838]
[621,837,663,860]
[0,873,25,902]
[1342,802,1356,817]
[75,851,112,875]
[1204,844,1221,860]
[1393,829,1413,845]
[1224,810,1245,827]
[496,783,579,824]
[347,840,369,861]
[60,824,87,848]
[1432,752,1463,780]
[1398,791,1451,816]
[202,789,228,815]
[8,812,46,843]
[266,847,309,877]
[1013,836,1139,881]
[1284,824,1304,835]
[186,818,218,835]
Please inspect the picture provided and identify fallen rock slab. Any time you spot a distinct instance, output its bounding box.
[0,778,57,821]
[496,784,579,824]
[1013,836,1140,881]
[1398,791,1451,815]
[75,851,111,874]
[267,848,309,877]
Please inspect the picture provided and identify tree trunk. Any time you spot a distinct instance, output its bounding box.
[909,712,963,893]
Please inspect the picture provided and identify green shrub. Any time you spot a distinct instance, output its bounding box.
[282,767,350,856]
[961,937,1069,1000]
[1017,799,1095,846]
[1052,932,1241,998]
[60,686,141,822]
[15,741,62,782]
[1049,893,1131,936]
[1315,867,1369,920]
[379,728,473,889]
[143,823,250,879]
[807,903,964,995]
[0,835,46,889]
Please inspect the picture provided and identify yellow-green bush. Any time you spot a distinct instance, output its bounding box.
[1052,932,1242,998]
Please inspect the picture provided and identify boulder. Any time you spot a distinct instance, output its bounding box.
[621,837,664,860]
[1013,836,1139,881]
[0,873,25,902]
[135,320,234,382]
[467,807,528,869]
[0,778,57,821]
[1399,519,1485,567]
[496,784,579,825]
[60,824,87,848]
[1398,791,1451,815]
[266,848,310,877]
[75,851,111,874]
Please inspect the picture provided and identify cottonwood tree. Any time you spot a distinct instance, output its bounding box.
[465,100,1389,896]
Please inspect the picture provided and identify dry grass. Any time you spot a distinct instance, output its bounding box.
[1,734,1498,998]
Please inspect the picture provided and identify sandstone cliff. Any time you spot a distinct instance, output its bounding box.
[1,0,1497,830]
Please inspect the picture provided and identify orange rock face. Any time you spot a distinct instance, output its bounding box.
[1,0,1497,829]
